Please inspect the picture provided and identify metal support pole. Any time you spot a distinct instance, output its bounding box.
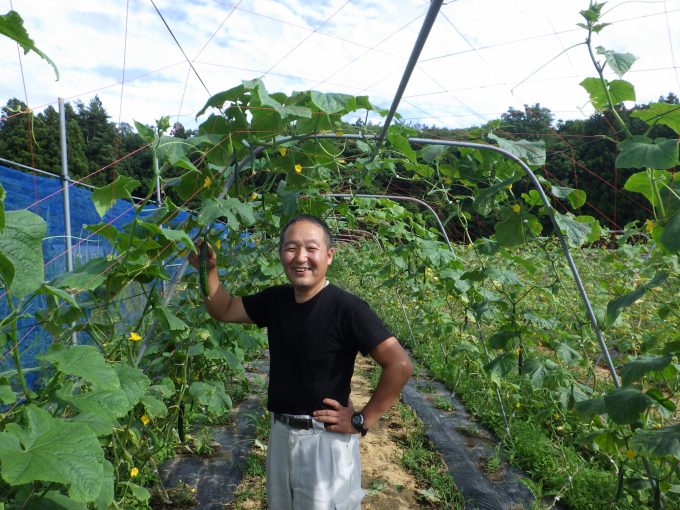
[59,98,77,345]
[375,0,445,147]
[154,157,167,297]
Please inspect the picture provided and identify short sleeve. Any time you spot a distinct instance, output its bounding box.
[242,287,276,329]
[345,297,393,356]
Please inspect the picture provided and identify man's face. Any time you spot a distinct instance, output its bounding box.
[279,221,333,290]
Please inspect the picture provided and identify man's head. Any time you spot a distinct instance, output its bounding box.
[278,215,334,291]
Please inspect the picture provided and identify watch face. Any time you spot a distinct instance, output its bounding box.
[352,414,363,426]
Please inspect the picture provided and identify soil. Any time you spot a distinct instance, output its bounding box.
[225,356,438,509]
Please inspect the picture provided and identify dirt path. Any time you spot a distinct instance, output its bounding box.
[225,356,441,509]
[353,357,428,510]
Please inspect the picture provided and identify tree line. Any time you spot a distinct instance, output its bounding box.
[1,93,677,236]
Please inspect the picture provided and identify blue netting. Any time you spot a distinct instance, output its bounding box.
[0,164,190,390]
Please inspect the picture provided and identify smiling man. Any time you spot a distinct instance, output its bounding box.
[188,213,413,510]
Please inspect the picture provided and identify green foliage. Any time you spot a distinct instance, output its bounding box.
[0,11,58,79]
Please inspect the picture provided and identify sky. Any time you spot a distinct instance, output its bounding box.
[2,0,680,133]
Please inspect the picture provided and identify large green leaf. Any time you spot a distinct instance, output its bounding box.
[35,284,80,309]
[580,77,636,110]
[36,344,119,390]
[494,215,533,247]
[153,307,188,331]
[604,386,656,425]
[660,210,680,254]
[488,133,545,165]
[133,120,155,144]
[616,136,680,169]
[142,394,168,418]
[93,460,115,510]
[606,272,668,326]
[487,330,517,351]
[67,412,113,437]
[483,352,515,377]
[631,424,680,460]
[55,387,131,419]
[554,211,591,245]
[189,380,232,415]
[472,176,516,212]
[622,169,679,211]
[574,396,606,420]
[90,175,140,218]
[0,210,46,297]
[386,133,417,163]
[136,220,195,253]
[0,11,59,79]
[0,405,103,502]
[197,198,257,228]
[114,362,150,407]
[484,267,522,286]
[596,46,638,78]
[621,354,674,386]
[631,102,680,134]
[196,84,245,117]
[49,257,112,292]
[310,91,355,114]
[420,145,449,164]
[35,490,89,510]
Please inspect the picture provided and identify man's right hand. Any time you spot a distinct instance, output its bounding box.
[187,239,217,272]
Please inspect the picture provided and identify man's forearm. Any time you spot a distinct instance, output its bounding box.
[361,359,413,428]
[202,269,234,322]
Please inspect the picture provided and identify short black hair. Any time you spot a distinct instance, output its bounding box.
[278,214,333,251]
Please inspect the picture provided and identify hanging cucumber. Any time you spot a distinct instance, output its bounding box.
[178,403,186,443]
[200,239,210,298]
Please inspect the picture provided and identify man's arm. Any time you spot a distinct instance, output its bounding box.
[313,336,414,433]
[187,240,254,324]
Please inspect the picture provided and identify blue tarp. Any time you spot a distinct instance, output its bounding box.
[0,164,190,387]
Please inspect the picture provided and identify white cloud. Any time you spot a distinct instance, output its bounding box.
[1,0,679,133]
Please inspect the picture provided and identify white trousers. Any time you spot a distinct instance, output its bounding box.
[266,416,365,510]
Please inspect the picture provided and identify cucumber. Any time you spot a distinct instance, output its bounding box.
[200,240,210,298]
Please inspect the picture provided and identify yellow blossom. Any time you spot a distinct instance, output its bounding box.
[194,374,199,380]
[295,164,302,173]
[516,403,520,408]
[556,426,563,431]
[176,377,182,384]
[515,348,520,356]
[215,240,221,249]
[626,449,637,459]
[203,176,211,189]
[554,413,560,419]
[467,244,472,250]
[335,131,343,136]
[444,177,452,184]
[321,129,326,136]
[507,184,513,189]
[645,219,656,232]
[178,249,188,257]
[513,204,521,213]
[129,332,142,341]
[653,423,662,428]
[251,192,257,200]
[130,468,139,477]
[102,343,107,347]
[279,147,287,157]
[141,415,150,425]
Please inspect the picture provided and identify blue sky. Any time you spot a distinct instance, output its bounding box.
[2,0,680,132]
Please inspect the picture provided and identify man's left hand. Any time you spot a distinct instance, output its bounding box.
[312,396,358,434]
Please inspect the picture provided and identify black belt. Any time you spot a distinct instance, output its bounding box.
[274,413,315,430]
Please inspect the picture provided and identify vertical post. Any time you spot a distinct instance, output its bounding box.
[155,157,167,296]
[59,98,77,345]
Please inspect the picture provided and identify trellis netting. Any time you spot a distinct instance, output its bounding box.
[0,164,190,388]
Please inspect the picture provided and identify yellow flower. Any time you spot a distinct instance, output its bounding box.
[130,467,139,477]
[516,403,520,408]
[335,131,343,136]
[141,415,150,425]
[215,240,221,249]
[554,413,560,419]
[515,348,520,356]
[513,204,521,213]
[321,129,326,136]
[338,159,346,163]
[444,177,452,184]
[178,249,188,257]
[507,184,513,189]
[645,219,655,232]
[653,423,662,428]
[556,426,563,431]
[626,449,637,459]
[129,332,142,341]
[295,164,302,173]
[102,343,107,347]
[176,377,182,384]
[203,176,211,189]
[467,244,472,250]
[194,374,199,380]
[278,147,287,157]
[251,192,257,200]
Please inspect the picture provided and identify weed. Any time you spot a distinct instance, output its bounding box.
[433,396,453,410]
[247,409,272,442]
[482,444,503,474]
[416,382,437,393]
[455,423,478,437]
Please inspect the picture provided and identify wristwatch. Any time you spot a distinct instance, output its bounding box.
[351,412,368,436]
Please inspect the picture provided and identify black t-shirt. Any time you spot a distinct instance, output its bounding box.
[242,284,392,415]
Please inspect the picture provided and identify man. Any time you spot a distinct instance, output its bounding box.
[188,214,413,510]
